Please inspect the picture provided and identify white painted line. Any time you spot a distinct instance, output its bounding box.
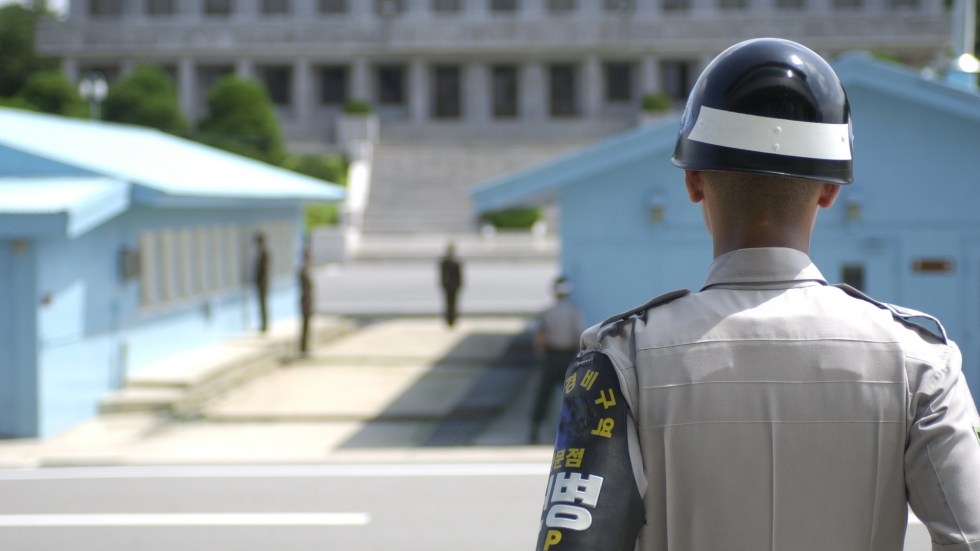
[0,512,370,528]
[0,463,550,481]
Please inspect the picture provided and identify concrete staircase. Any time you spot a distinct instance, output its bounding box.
[361,142,590,234]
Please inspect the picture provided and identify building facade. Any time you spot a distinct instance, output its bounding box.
[37,0,953,149]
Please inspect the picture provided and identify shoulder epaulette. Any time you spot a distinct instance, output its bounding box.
[596,289,690,341]
[833,284,948,344]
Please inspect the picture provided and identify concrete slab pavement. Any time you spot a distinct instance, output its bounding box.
[0,316,559,468]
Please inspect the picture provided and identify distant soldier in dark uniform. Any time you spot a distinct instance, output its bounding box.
[298,247,314,356]
[438,242,463,327]
[254,232,270,333]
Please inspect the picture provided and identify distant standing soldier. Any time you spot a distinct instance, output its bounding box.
[298,247,314,357]
[529,276,582,444]
[439,242,463,327]
[254,231,270,333]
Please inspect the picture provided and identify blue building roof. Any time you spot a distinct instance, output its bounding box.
[470,53,980,212]
[0,176,129,238]
[0,107,344,214]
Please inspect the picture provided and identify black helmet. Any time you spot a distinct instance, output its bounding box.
[671,38,853,184]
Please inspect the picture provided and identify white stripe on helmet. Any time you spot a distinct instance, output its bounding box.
[687,106,851,161]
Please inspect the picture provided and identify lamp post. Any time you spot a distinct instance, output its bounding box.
[78,71,108,120]
[947,0,978,91]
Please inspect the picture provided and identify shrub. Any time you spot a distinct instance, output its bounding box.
[641,92,673,113]
[16,70,87,117]
[343,98,373,115]
[286,153,348,186]
[481,207,542,229]
[288,153,349,230]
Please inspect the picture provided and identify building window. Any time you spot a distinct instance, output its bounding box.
[318,0,348,13]
[375,0,405,16]
[549,64,578,117]
[432,65,462,119]
[89,0,123,16]
[203,0,232,16]
[319,66,348,105]
[492,65,519,118]
[261,0,290,14]
[832,0,863,8]
[661,60,693,101]
[259,66,293,106]
[604,0,634,12]
[718,0,747,9]
[661,0,690,11]
[376,65,406,105]
[604,62,633,103]
[548,0,577,12]
[138,233,157,308]
[432,0,462,12]
[490,0,519,12]
[145,0,176,15]
[775,0,805,8]
[841,264,865,292]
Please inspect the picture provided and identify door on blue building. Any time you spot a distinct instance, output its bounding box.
[818,238,899,300]
[0,239,38,437]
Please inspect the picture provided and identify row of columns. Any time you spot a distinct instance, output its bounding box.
[70,0,927,22]
[63,53,696,125]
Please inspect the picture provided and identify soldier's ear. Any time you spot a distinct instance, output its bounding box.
[685,170,705,203]
[817,183,840,209]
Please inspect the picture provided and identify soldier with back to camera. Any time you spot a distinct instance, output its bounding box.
[535,38,980,551]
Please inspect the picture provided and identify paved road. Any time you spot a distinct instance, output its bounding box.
[0,463,549,551]
[315,260,559,317]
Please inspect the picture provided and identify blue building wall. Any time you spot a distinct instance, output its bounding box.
[29,205,307,436]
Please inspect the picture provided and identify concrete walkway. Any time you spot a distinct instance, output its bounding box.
[0,233,564,468]
[0,315,560,468]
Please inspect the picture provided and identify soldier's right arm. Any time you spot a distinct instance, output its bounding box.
[535,351,644,551]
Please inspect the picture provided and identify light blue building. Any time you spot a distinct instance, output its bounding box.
[471,52,980,397]
[0,108,344,438]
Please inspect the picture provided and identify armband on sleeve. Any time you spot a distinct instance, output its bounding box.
[535,351,644,551]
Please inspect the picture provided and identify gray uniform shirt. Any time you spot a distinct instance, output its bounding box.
[583,247,980,550]
[537,297,583,351]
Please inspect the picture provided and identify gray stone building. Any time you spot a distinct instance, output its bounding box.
[37,0,952,150]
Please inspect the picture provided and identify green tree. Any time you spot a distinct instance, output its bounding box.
[0,4,56,98]
[102,65,187,133]
[284,153,349,229]
[16,70,86,117]
[196,76,285,165]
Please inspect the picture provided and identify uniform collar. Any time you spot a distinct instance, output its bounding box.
[701,247,827,291]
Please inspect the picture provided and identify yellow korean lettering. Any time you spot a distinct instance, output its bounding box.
[591,418,614,438]
[564,373,577,394]
[595,389,617,410]
[553,449,566,470]
[565,448,585,468]
[580,369,598,391]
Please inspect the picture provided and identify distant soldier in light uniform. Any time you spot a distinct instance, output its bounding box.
[536,38,980,551]
[529,277,582,444]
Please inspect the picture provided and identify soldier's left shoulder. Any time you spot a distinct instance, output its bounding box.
[833,284,948,344]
